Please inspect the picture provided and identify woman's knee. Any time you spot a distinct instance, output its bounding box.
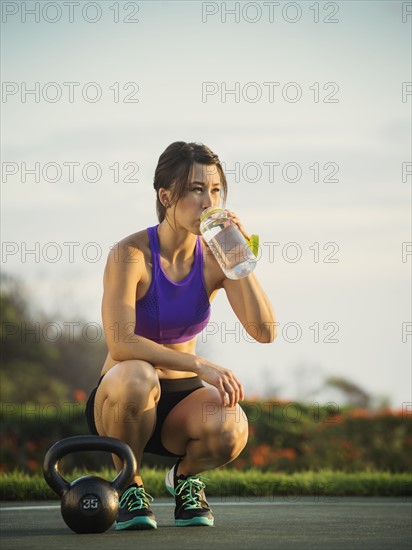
[222,405,249,454]
[100,359,160,402]
[204,403,249,460]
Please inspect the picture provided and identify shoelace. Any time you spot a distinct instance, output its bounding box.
[175,476,208,510]
[119,486,154,512]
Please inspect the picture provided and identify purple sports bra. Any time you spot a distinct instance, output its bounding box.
[134,225,211,344]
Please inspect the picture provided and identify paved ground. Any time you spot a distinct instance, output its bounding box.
[1,497,411,550]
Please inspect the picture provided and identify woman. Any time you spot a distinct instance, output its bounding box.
[85,141,276,530]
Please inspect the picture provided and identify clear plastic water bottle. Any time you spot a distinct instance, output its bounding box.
[200,207,257,279]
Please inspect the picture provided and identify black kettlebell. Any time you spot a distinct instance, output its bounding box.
[43,435,137,534]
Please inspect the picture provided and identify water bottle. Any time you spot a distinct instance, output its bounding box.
[200,207,257,279]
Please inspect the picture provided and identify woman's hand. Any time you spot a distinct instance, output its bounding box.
[194,356,244,407]
[226,209,250,241]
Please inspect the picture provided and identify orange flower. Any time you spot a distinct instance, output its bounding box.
[251,443,272,466]
[325,413,344,424]
[252,454,265,466]
[348,408,370,419]
[26,459,39,472]
[73,389,87,402]
[279,448,297,460]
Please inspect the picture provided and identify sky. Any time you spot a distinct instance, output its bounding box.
[1,0,411,408]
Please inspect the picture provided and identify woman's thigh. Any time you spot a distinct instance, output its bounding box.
[94,360,160,433]
[160,386,247,456]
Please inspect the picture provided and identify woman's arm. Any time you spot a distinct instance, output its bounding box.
[222,273,277,343]
[220,210,277,343]
[101,239,244,406]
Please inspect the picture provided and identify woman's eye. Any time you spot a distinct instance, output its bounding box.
[192,187,203,192]
[213,188,221,194]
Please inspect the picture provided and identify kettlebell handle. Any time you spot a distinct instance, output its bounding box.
[43,435,137,496]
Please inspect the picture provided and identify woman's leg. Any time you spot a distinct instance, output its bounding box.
[93,359,160,486]
[160,386,249,475]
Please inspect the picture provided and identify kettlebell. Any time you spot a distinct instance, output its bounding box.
[43,435,137,534]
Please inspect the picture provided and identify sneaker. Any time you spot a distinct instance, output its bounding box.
[165,462,214,527]
[115,484,157,530]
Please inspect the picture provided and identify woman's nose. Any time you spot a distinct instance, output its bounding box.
[202,193,213,208]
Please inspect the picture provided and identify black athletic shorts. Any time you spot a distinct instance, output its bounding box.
[85,375,204,458]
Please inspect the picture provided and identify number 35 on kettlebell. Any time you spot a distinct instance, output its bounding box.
[43,435,137,534]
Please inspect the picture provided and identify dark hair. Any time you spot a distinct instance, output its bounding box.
[153,141,228,222]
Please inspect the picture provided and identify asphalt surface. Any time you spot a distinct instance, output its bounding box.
[1,497,411,550]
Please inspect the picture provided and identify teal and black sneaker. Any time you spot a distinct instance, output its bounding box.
[165,462,214,527]
[115,484,157,530]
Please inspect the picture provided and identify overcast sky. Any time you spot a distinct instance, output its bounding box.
[1,1,411,408]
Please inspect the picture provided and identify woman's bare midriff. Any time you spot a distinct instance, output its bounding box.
[100,338,199,379]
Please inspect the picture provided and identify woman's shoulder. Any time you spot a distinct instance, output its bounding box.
[117,228,150,250]
[106,228,151,270]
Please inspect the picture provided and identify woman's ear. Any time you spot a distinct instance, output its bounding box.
[158,188,171,208]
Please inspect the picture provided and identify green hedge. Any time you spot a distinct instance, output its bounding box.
[1,468,411,500]
[239,401,412,472]
[1,400,411,473]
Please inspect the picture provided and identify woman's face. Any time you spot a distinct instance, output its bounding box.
[168,162,222,234]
